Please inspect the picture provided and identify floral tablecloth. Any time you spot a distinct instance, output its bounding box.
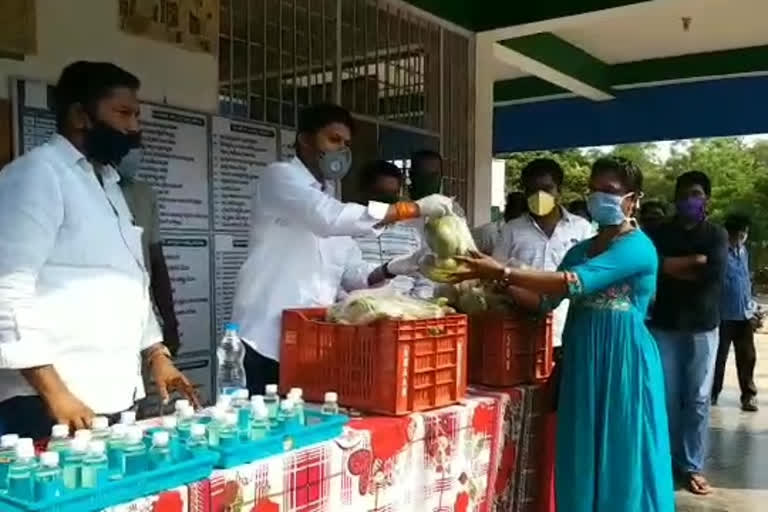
[103,388,554,512]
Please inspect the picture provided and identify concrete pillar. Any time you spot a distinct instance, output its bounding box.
[472,34,495,226]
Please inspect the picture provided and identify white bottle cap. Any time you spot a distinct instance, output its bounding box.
[74,429,92,442]
[235,388,249,400]
[254,403,269,419]
[250,395,265,407]
[179,405,195,419]
[324,392,338,403]
[162,416,178,429]
[265,384,278,395]
[88,440,106,455]
[15,442,34,459]
[216,394,232,408]
[152,430,170,446]
[212,406,228,422]
[126,426,144,444]
[70,437,88,453]
[289,388,303,399]
[1,434,19,448]
[224,412,238,426]
[280,399,295,411]
[110,424,128,438]
[17,438,34,450]
[120,411,136,425]
[51,424,69,439]
[40,451,60,467]
[174,399,190,412]
[190,423,206,437]
[92,416,109,430]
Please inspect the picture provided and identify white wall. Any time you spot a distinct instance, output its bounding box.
[491,159,506,208]
[0,0,219,112]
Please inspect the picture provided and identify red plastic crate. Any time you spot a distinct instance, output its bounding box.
[468,311,553,387]
[280,308,468,415]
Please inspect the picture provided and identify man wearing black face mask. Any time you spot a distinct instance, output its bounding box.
[232,104,453,395]
[409,150,444,200]
[0,62,198,438]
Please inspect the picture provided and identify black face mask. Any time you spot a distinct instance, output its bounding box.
[84,121,142,166]
[409,172,442,200]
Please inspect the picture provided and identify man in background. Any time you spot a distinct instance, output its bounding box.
[567,199,590,222]
[639,200,668,231]
[409,150,443,200]
[472,191,526,255]
[355,160,433,298]
[647,170,728,495]
[711,213,758,411]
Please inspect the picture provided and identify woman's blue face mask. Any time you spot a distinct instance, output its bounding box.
[587,191,633,226]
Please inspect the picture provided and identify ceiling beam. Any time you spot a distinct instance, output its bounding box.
[495,33,614,101]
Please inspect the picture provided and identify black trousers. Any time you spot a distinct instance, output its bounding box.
[712,320,757,401]
[243,341,280,397]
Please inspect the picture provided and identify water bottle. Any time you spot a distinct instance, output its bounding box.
[34,451,63,500]
[264,384,280,426]
[184,424,208,457]
[149,431,172,469]
[216,323,246,396]
[174,399,190,415]
[232,389,252,439]
[207,406,228,447]
[249,403,270,441]
[122,427,147,476]
[62,437,88,489]
[321,392,340,416]
[278,399,298,428]
[81,441,108,488]
[176,404,195,441]
[74,429,92,444]
[160,416,182,460]
[91,416,111,441]
[0,433,19,492]
[288,388,305,426]
[107,424,127,479]
[47,424,70,454]
[120,411,136,426]
[217,413,239,448]
[7,440,35,500]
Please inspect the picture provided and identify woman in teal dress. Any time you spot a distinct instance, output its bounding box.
[455,157,674,511]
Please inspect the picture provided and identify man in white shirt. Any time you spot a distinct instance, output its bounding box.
[0,62,197,438]
[472,191,526,255]
[493,158,594,348]
[231,104,452,395]
[354,160,433,298]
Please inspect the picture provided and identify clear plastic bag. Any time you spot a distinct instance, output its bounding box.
[327,287,454,325]
[418,212,478,283]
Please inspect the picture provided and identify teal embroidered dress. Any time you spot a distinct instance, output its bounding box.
[551,230,674,511]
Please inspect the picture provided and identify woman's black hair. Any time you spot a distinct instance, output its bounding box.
[724,213,751,234]
[297,103,355,136]
[675,170,711,198]
[591,156,643,193]
[521,158,564,188]
[360,160,404,190]
[54,61,140,131]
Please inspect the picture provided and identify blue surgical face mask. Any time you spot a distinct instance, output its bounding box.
[587,191,631,226]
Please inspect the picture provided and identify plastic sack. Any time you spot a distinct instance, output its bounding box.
[327,288,455,325]
[419,213,478,283]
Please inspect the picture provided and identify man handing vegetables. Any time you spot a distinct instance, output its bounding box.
[231,103,454,395]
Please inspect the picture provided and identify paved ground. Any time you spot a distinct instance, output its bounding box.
[675,329,768,511]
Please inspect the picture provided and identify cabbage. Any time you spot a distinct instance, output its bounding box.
[327,290,456,325]
[420,214,477,282]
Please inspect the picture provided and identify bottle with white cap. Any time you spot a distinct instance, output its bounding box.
[249,402,270,441]
[119,410,136,426]
[232,388,252,439]
[184,424,208,457]
[62,437,88,489]
[217,412,239,448]
[264,384,280,426]
[7,439,35,500]
[160,416,182,460]
[107,424,127,479]
[207,406,229,447]
[278,399,297,427]
[321,392,340,416]
[122,426,147,476]
[74,429,92,444]
[81,440,108,488]
[176,404,196,441]
[148,431,172,469]
[33,451,62,500]
[288,388,305,426]
[91,416,111,441]
[47,424,70,454]
[216,322,246,396]
[0,433,20,492]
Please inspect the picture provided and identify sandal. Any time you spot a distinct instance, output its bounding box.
[687,472,713,495]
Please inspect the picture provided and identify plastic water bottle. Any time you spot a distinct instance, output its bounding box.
[218,412,239,448]
[149,431,172,469]
[81,441,108,488]
[160,416,182,460]
[278,399,298,427]
[249,403,270,441]
[232,389,252,439]
[34,451,63,500]
[207,406,228,447]
[91,417,111,441]
[264,384,280,426]
[62,437,88,489]
[7,440,35,500]
[122,427,147,476]
[184,424,208,457]
[288,388,305,426]
[120,411,136,426]
[107,424,127,479]
[0,433,19,492]
[216,323,246,396]
[46,425,70,455]
[74,429,92,444]
[176,404,195,441]
[174,399,190,415]
[321,392,340,416]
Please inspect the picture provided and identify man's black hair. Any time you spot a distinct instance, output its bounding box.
[54,61,140,131]
[360,160,404,190]
[520,158,564,188]
[410,150,442,174]
[297,103,354,135]
[591,156,644,193]
[640,200,667,216]
[724,213,751,234]
[675,170,711,198]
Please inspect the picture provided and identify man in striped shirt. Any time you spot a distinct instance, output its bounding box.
[355,160,434,298]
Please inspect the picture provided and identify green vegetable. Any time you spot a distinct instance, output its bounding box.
[424,215,476,259]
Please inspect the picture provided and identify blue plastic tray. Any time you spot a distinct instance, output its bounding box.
[214,410,348,468]
[0,450,218,512]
